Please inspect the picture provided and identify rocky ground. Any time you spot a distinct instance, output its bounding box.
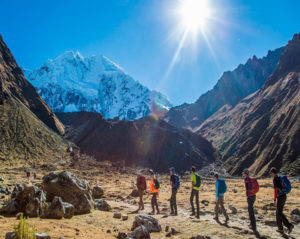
[0,157,299,239]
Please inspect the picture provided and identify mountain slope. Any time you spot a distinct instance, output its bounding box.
[24,52,172,120]
[197,33,300,176]
[164,47,283,129]
[57,112,218,172]
[0,35,66,162]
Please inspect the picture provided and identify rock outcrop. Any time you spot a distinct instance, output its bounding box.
[42,171,93,214]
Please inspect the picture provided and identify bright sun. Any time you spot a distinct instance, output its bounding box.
[179,0,211,31]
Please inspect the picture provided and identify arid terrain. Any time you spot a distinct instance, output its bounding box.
[0,157,299,239]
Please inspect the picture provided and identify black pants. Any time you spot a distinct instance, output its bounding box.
[151,193,159,213]
[170,188,177,214]
[276,194,292,230]
[247,195,256,231]
[190,189,199,216]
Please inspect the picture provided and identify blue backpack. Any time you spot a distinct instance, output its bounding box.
[174,175,180,189]
[218,178,227,194]
[279,176,292,194]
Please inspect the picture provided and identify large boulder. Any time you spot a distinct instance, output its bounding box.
[132,214,161,233]
[44,196,74,219]
[129,225,150,239]
[42,171,93,215]
[92,186,104,199]
[94,199,111,211]
[11,184,25,199]
[0,185,46,217]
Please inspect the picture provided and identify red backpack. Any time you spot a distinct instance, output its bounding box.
[137,175,147,191]
[248,177,259,196]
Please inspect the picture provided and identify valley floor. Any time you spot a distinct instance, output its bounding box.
[0,159,299,239]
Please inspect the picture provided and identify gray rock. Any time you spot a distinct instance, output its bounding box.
[129,225,150,239]
[5,232,15,239]
[45,196,74,219]
[42,171,93,215]
[92,186,104,199]
[0,177,4,182]
[35,233,51,239]
[0,200,18,216]
[132,214,161,233]
[291,208,300,216]
[94,199,111,211]
[291,214,300,223]
[130,188,139,197]
[122,214,128,220]
[117,232,127,239]
[113,211,121,219]
[229,205,237,214]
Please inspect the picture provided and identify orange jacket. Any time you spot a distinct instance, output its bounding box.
[150,179,159,194]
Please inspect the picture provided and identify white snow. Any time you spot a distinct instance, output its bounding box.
[24,51,172,120]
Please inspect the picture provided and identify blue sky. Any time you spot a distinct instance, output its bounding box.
[1,0,300,105]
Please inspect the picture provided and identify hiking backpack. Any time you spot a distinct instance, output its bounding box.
[154,178,160,189]
[249,177,259,195]
[279,176,292,194]
[174,174,180,189]
[137,176,147,190]
[218,178,227,194]
[195,174,201,188]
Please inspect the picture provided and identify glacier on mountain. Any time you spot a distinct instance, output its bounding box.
[24,51,172,120]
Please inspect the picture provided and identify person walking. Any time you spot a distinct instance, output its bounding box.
[169,167,180,216]
[136,171,147,211]
[190,166,200,219]
[214,173,229,222]
[270,167,294,234]
[243,168,258,232]
[149,170,160,214]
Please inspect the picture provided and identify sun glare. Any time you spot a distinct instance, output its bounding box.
[179,0,211,32]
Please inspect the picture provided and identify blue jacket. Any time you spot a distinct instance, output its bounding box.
[215,179,224,200]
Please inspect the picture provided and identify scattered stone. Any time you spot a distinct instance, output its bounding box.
[240,216,246,220]
[117,231,127,239]
[42,171,93,215]
[129,225,150,239]
[130,188,139,197]
[291,208,300,216]
[132,214,161,232]
[107,229,111,233]
[229,205,237,214]
[35,233,51,239]
[113,211,121,219]
[165,225,169,232]
[258,215,264,219]
[16,212,22,220]
[0,177,4,182]
[92,186,104,199]
[201,200,209,206]
[75,228,80,232]
[122,214,128,220]
[166,232,172,237]
[232,189,238,193]
[254,208,258,214]
[291,214,300,223]
[161,214,168,218]
[94,199,111,211]
[264,220,277,227]
[5,232,15,239]
[44,196,74,219]
[171,228,180,235]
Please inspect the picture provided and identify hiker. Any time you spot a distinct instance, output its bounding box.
[136,171,147,211]
[214,173,229,222]
[149,170,160,214]
[270,167,294,234]
[190,166,200,219]
[243,168,258,232]
[169,167,180,216]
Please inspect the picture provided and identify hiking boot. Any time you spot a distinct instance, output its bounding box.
[157,211,160,214]
[190,212,195,216]
[213,217,218,221]
[196,215,200,219]
[288,224,294,234]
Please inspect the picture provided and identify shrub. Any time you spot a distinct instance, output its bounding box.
[14,213,36,239]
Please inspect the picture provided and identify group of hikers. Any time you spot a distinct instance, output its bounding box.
[136,166,294,235]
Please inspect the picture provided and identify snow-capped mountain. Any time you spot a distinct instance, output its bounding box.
[24,51,172,120]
